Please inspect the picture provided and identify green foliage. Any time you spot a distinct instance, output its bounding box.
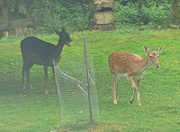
[1,0,180,33]
[142,5,171,26]
[28,0,180,32]
[143,0,173,25]
[114,0,174,27]
[114,2,139,25]
[32,0,89,33]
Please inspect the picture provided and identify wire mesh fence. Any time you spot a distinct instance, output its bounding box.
[53,39,100,130]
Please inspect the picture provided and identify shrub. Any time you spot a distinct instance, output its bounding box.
[32,1,89,33]
[114,0,173,28]
[114,1,139,25]
[31,0,179,32]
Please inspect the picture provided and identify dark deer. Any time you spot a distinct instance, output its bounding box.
[20,27,72,94]
[108,46,164,105]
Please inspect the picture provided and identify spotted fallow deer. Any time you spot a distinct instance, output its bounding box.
[108,46,164,105]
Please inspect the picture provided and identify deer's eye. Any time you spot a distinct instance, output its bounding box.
[149,56,152,58]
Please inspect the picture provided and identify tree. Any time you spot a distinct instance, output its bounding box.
[173,0,179,22]
[138,0,142,24]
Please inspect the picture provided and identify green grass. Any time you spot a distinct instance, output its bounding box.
[0,28,179,132]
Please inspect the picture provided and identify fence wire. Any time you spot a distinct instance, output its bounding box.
[53,44,100,130]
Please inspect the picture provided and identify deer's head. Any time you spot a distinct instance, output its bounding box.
[56,27,72,46]
[144,46,164,68]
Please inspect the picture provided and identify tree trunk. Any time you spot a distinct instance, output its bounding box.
[138,0,143,25]
[173,0,179,21]
[2,0,8,19]
[14,0,19,16]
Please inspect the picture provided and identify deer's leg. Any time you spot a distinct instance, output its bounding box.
[26,63,34,89]
[52,66,56,83]
[136,79,142,106]
[127,76,137,104]
[22,63,33,89]
[44,66,48,94]
[115,76,121,103]
[22,63,26,89]
[112,75,119,104]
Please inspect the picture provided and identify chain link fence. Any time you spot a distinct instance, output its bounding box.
[53,39,100,130]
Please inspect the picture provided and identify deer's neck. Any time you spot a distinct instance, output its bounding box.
[56,39,65,55]
[133,57,150,74]
[50,39,65,62]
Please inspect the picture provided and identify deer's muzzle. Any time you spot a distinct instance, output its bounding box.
[156,64,160,68]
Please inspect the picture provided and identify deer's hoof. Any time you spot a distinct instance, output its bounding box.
[45,90,48,94]
[129,100,133,104]
[113,100,118,105]
[29,85,33,89]
[23,86,26,90]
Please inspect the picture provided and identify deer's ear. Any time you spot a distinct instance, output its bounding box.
[144,46,149,53]
[156,47,164,53]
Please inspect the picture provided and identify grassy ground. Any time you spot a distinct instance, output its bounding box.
[0,28,179,132]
